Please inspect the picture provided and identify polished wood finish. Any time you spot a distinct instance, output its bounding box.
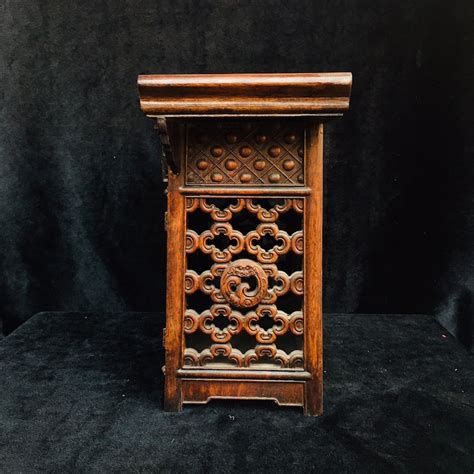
[185,121,304,186]
[183,194,304,371]
[179,186,312,196]
[138,73,351,415]
[304,122,324,415]
[138,73,352,116]
[182,379,305,407]
[177,369,312,380]
[163,168,185,412]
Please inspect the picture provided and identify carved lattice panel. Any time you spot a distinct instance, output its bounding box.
[184,197,304,370]
[186,121,305,186]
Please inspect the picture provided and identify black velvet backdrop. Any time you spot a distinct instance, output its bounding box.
[1,1,472,345]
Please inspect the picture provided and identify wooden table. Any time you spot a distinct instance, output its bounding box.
[138,73,352,415]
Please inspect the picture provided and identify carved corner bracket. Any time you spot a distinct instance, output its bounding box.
[154,117,183,176]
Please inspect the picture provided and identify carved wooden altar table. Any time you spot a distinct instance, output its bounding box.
[138,73,352,415]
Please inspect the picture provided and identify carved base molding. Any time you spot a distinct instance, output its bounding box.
[181,379,306,408]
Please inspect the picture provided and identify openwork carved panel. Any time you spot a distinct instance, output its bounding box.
[184,197,304,370]
[139,73,351,414]
[186,121,305,186]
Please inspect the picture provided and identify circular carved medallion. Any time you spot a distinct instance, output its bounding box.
[220,259,268,308]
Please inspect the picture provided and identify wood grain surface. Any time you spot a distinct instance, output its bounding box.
[138,73,351,415]
[138,72,352,116]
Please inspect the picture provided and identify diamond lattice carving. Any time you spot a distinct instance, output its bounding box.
[186,121,305,185]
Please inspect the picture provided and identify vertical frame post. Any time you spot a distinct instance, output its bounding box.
[164,168,185,411]
[304,121,324,415]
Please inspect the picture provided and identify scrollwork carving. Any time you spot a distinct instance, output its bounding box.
[291,231,304,254]
[185,198,303,224]
[185,230,199,254]
[220,259,268,308]
[198,223,245,263]
[243,305,289,343]
[184,305,244,343]
[184,270,200,294]
[261,265,291,303]
[245,223,292,263]
[289,271,304,295]
[184,196,305,370]
[183,343,304,369]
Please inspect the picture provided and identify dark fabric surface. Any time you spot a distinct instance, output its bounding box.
[0,311,472,472]
[0,1,473,346]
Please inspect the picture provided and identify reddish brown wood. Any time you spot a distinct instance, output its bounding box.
[183,192,304,372]
[177,368,312,380]
[163,158,185,412]
[138,73,351,415]
[181,379,305,407]
[179,186,312,196]
[304,122,324,415]
[138,73,352,116]
[185,121,304,185]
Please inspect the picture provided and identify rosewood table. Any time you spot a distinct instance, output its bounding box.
[138,73,352,415]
